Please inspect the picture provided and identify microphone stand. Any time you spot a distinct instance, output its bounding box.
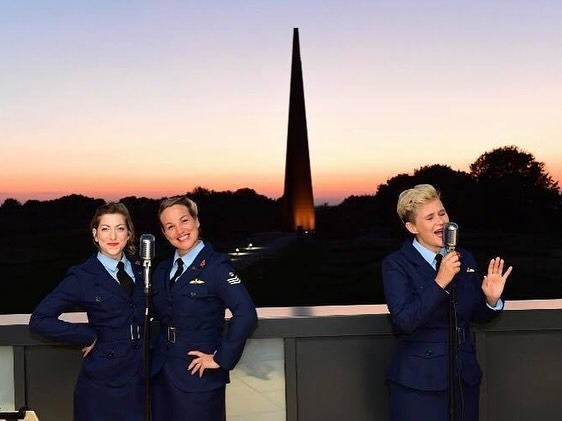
[143,258,153,421]
[447,246,458,421]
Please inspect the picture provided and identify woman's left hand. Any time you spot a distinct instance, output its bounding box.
[481,257,513,307]
[187,350,220,377]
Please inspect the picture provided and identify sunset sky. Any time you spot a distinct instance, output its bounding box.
[2,1,562,205]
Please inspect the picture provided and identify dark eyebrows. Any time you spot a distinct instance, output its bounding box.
[163,213,192,228]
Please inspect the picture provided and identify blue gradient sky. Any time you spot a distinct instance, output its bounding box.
[1,1,561,205]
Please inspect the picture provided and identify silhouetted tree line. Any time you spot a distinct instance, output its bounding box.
[0,188,281,245]
[1,145,561,313]
[317,145,561,239]
[0,188,281,314]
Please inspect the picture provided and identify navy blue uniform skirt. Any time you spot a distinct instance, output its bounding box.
[151,370,225,421]
[73,371,144,421]
[388,380,479,421]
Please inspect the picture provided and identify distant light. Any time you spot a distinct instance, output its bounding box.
[235,248,240,255]
[248,243,253,249]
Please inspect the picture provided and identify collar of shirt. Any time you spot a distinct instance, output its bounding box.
[172,240,205,277]
[411,238,446,270]
[97,252,134,282]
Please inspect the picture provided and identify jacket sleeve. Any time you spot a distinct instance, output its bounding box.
[29,268,97,347]
[211,260,257,371]
[382,254,449,335]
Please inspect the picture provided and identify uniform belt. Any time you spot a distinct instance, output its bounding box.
[97,323,142,341]
[400,327,472,345]
[167,326,177,343]
[163,326,218,344]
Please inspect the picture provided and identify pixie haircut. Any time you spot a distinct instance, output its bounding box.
[158,195,199,226]
[90,202,136,254]
[396,184,440,224]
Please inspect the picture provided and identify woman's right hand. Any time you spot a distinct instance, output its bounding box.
[82,338,97,358]
[435,251,461,289]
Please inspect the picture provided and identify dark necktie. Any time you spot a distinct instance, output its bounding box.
[169,258,184,290]
[435,253,443,272]
[117,261,134,296]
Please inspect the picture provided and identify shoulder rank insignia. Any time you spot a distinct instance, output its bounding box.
[189,278,205,285]
[226,273,241,285]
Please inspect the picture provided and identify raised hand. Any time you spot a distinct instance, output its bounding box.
[482,257,513,307]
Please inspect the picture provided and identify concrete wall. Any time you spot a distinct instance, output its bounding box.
[1,301,562,421]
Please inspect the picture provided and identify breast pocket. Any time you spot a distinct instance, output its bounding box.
[176,285,221,325]
[182,283,212,298]
[83,289,122,322]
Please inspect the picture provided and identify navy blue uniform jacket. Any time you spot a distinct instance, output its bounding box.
[151,243,257,392]
[29,255,145,387]
[382,240,501,391]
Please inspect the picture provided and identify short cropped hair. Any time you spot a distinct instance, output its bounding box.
[158,195,199,226]
[396,184,440,223]
[90,202,136,254]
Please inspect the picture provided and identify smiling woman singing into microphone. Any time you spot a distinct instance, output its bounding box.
[382,184,513,421]
[29,202,145,420]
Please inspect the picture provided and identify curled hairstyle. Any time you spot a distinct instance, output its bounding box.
[90,202,137,255]
[396,184,440,224]
[158,195,199,227]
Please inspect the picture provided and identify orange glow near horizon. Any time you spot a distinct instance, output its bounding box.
[2,163,561,206]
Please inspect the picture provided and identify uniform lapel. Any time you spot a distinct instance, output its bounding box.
[129,257,144,300]
[401,240,438,283]
[86,255,129,298]
[159,257,174,296]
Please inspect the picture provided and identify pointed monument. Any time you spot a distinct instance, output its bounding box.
[282,28,316,232]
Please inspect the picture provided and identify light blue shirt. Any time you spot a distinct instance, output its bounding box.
[170,240,205,280]
[97,252,135,284]
[411,239,503,311]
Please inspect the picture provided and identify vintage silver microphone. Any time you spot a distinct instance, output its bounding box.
[139,234,155,294]
[140,233,155,261]
[443,222,459,254]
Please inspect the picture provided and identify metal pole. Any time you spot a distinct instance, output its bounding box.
[449,286,456,420]
[143,260,152,421]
